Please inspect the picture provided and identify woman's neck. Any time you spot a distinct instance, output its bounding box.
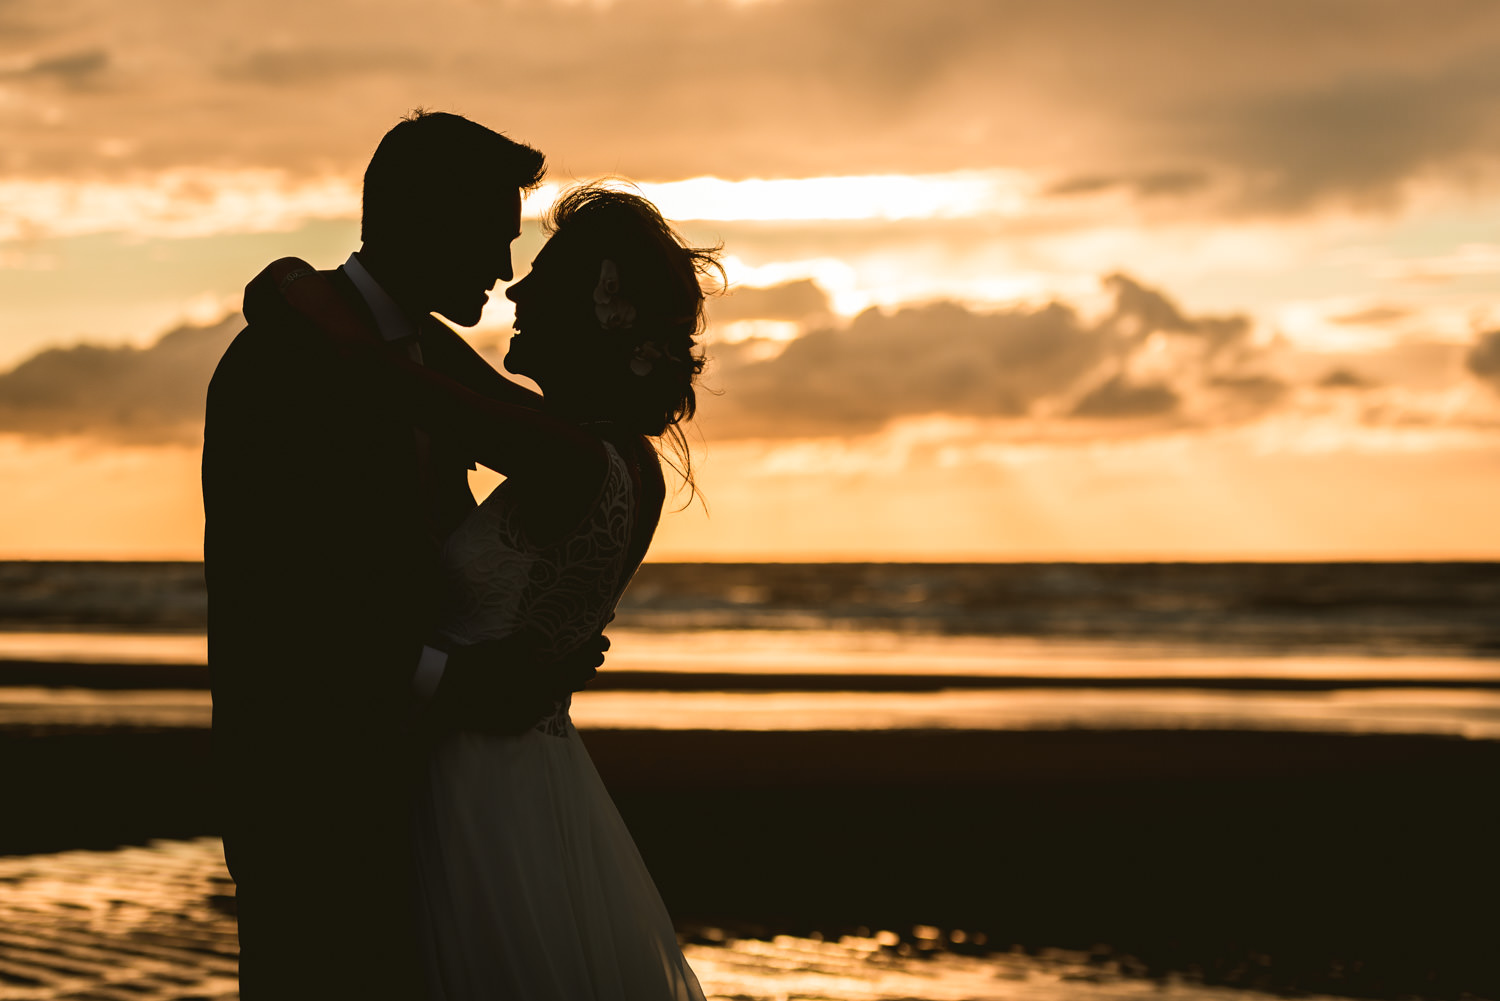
[541,382,616,427]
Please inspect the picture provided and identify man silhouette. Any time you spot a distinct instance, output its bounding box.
[203,111,596,999]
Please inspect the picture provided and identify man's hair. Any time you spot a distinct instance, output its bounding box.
[361,109,546,245]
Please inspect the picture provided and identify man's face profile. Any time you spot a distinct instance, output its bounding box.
[426,187,524,327]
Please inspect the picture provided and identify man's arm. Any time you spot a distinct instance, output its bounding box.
[207,308,435,743]
[418,631,609,735]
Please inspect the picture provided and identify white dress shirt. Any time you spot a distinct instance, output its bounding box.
[340,252,448,700]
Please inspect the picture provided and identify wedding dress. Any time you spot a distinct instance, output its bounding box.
[412,440,705,1001]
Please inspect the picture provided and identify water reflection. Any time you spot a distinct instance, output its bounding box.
[3,685,1498,739]
[571,687,1500,738]
[0,631,207,664]
[4,627,1500,680]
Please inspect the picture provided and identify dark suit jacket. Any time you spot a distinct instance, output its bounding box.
[203,267,481,996]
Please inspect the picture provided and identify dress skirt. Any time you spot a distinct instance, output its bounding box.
[412,723,706,1001]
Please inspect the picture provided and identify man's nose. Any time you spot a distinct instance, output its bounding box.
[505,276,524,303]
[496,252,514,285]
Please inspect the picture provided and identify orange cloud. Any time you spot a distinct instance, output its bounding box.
[1,0,1499,214]
[0,316,238,442]
[700,274,1273,437]
[1,271,1493,450]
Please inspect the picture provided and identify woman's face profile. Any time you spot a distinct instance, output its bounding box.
[504,235,599,385]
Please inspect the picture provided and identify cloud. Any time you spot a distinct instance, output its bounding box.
[219,46,432,87]
[708,280,831,324]
[0,315,239,442]
[1377,244,1500,283]
[0,0,1499,216]
[1468,329,1500,389]
[1046,170,1211,200]
[0,48,109,88]
[1318,368,1377,390]
[700,273,1269,438]
[1070,376,1179,418]
[1207,374,1288,411]
[0,172,360,242]
[1295,341,1468,394]
[1100,273,1253,358]
[1329,306,1411,327]
[705,300,1080,437]
[1188,57,1500,211]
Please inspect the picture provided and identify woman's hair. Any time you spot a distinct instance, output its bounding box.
[544,182,724,498]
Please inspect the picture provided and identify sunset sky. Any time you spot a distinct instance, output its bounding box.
[2,0,1500,559]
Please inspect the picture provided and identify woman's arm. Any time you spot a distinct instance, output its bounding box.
[256,257,539,412]
[381,350,606,486]
[422,321,544,411]
[255,258,606,489]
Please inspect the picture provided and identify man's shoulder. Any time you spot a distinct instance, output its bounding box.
[207,313,303,403]
[213,265,358,376]
[242,265,359,336]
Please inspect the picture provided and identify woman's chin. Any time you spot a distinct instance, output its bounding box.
[503,346,536,381]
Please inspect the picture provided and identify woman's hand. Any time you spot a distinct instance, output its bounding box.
[260,257,383,354]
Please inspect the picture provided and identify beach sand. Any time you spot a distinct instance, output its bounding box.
[0,837,1383,1001]
[2,725,1497,998]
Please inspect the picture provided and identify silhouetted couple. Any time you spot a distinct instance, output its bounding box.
[203,110,716,999]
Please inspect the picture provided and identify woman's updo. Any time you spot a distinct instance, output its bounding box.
[545,183,723,484]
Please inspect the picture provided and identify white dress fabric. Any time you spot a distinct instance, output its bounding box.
[414,442,705,1001]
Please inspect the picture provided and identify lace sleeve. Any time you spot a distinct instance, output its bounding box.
[509,442,637,661]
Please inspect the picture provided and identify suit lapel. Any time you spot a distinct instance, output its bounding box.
[416,315,480,538]
[323,269,436,543]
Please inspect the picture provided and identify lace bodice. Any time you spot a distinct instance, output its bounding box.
[435,442,637,735]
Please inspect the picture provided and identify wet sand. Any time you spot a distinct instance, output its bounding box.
[7,654,1500,740]
[0,838,1377,1001]
[2,725,1497,998]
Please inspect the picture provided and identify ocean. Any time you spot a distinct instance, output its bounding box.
[1,560,1497,737]
[5,560,1500,650]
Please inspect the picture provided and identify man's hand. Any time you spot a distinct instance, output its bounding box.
[426,628,610,736]
[554,631,608,696]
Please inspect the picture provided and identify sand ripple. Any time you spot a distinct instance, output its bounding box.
[0,839,1357,1001]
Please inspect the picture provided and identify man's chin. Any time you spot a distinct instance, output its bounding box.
[434,297,488,328]
[436,310,483,328]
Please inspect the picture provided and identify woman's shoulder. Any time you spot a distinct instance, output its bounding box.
[550,432,663,533]
[595,434,647,506]
[602,432,665,496]
[500,430,627,544]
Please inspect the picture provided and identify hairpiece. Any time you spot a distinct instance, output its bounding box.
[629,341,662,377]
[592,259,637,331]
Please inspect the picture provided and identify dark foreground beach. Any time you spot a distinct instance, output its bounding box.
[0,837,1403,1001]
[4,724,1497,999]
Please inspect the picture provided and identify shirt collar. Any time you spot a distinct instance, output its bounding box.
[341,252,420,343]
